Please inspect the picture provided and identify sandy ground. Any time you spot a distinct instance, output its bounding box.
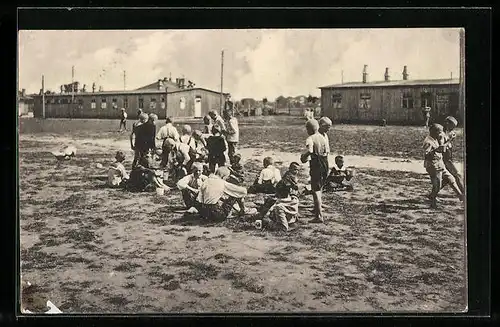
[19,120,466,314]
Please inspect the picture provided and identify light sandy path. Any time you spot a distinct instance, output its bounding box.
[19,134,464,175]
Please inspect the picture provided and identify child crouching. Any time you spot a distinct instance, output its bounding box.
[176,162,207,209]
[323,155,355,192]
[107,151,129,188]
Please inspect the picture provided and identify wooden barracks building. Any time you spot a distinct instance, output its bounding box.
[319,65,463,125]
[33,77,228,119]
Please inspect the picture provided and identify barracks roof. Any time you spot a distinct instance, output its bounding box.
[319,78,460,89]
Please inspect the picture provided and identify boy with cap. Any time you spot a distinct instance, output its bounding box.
[441,116,464,194]
[301,118,329,223]
[423,123,464,208]
[177,162,208,209]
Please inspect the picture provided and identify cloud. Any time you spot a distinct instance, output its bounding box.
[18,28,460,100]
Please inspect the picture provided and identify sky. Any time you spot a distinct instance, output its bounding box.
[18,28,461,100]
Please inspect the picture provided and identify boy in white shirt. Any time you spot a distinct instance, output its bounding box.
[248,157,282,194]
[177,162,208,209]
[107,151,129,187]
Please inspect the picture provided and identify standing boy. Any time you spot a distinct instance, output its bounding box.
[206,125,228,173]
[423,123,464,208]
[224,109,239,161]
[442,116,465,194]
[119,108,128,132]
[301,119,329,223]
[130,113,150,167]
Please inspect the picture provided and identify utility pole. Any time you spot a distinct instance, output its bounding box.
[42,75,46,119]
[459,28,465,123]
[71,66,75,103]
[220,49,224,114]
[341,70,344,84]
[123,70,126,90]
[165,86,168,119]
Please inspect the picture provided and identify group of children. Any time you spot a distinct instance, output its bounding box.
[105,108,463,232]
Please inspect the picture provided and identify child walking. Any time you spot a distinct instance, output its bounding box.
[248,157,282,194]
[423,123,464,208]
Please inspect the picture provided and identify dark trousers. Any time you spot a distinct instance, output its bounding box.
[227,142,238,159]
[208,155,226,173]
[120,119,127,130]
[181,190,197,208]
[248,179,276,194]
[132,149,149,168]
[194,197,238,222]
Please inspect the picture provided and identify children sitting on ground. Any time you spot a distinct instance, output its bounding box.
[248,157,282,194]
[255,162,301,232]
[107,151,129,188]
[423,123,464,208]
[192,166,254,221]
[323,155,355,192]
[256,162,300,221]
[176,162,208,210]
[206,125,228,173]
[126,151,170,193]
[227,153,245,185]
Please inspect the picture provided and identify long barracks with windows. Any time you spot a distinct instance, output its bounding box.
[319,66,463,125]
[33,77,229,119]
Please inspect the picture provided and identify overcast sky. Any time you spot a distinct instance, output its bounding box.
[18,28,460,100]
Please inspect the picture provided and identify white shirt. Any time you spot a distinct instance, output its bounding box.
[258,165,282,184]
[180,134,197,149]
[156,123,180,141]
[306,133,329,157]
[225,117,239,143]
[196,175,247,204]
[212,115,226,132]
[107,162,129,186]
[177,173,208,191]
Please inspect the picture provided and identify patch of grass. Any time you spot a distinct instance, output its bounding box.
[114,262,142,272]
[175,260,220,282]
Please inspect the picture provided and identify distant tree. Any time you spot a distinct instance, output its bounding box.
[262,98,268,106]
[275,95,287,108]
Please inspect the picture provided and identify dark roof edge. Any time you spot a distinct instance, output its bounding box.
[318,80,460,89]
[32,88,229,97]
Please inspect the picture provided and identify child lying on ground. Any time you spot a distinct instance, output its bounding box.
[107,151,129,188]
[176,162,208,209]
[227,153,245,185]
[248,156,282,194]
[51,145,77,161]
[323,155,355,192]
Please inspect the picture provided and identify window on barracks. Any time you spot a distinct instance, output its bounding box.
[359,93,371,109]
[101,98,107,109]
[112,98,118,109]
[332,93,342,109]
[150,98,157,109]
[138,97,144,109]
[78,99,84,109]
[123,98,129,109]
[91,99,96,109]
[161,97,165,109]
[402,92,414,109]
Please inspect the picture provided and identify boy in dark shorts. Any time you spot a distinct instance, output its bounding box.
[206,125,228,173]
[301,119,329,223]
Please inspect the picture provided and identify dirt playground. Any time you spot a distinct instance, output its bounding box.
[18,117,467,313]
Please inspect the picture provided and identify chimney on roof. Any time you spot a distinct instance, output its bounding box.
[384,68,390,82]
[175,78,179,87]
[362,65,368,83]
[402,66,409,80]
[21,89,26,97]
[157,79,163,90]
